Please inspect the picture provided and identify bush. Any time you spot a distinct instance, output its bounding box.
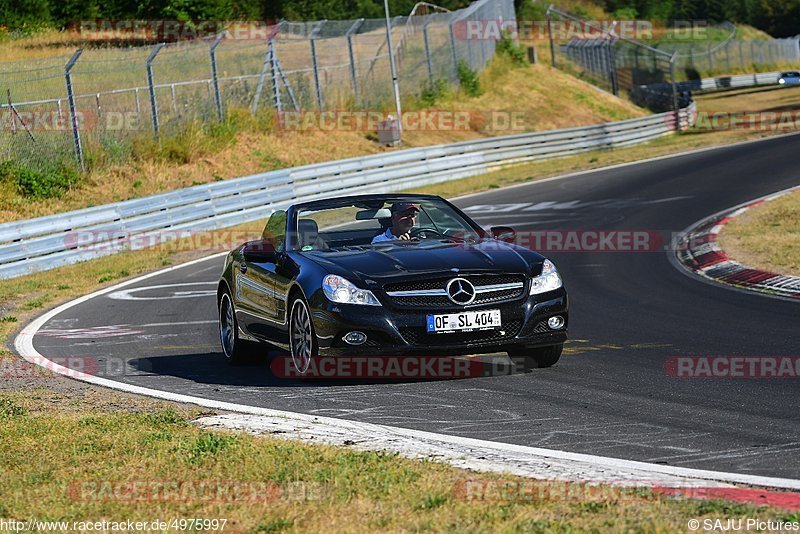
[457,61,482,97]
[496,29,527,65]
[0,160,81,199]
[418,78,450,107]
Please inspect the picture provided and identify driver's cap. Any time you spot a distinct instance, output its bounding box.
[390,202,420,215]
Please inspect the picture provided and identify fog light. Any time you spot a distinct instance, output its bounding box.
[547,316,565,329]
[343,331,367,345]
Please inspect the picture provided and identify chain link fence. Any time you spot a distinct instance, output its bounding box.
[0,0,512,176]
[546,5,800,111]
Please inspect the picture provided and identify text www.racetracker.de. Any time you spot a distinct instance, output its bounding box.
[0,518,228,532]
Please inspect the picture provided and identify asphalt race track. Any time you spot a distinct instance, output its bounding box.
[30,134,800,478]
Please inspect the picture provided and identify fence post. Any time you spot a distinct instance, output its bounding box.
[725,41,730,71]
[608,38,619,96]
[251,40,271,114]
[707,43,713,71]
[546,6,556,67]
[422,18,435,86]
[269,41,282,112]
[65,49,85,171]
[146,43,164,139]
[449,14,460,82]
[346,19,365,103]
[277,60,299,112]
[210,33,225,122]
[310,20,326,110]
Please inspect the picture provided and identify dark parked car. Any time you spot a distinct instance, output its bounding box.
[217,194,568,374]
[778,71,800,85]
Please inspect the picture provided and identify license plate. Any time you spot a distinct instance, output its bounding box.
[426,309,502,333]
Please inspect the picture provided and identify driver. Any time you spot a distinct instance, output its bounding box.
[372,202,420,243]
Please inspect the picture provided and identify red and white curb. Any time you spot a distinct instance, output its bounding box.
[675,185,800,301]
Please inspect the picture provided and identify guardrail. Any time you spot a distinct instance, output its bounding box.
[0,103,697,279]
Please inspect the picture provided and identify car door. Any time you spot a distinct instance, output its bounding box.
[235,249,279,336]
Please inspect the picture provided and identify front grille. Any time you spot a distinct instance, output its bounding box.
[390,288,522,308]
[383,274,526,309]
[384,274,524,293]
[399,320,522,347]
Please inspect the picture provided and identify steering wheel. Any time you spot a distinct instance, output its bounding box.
[410,227,446,240]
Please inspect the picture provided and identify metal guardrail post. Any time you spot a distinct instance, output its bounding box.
[146,43,164,139]
[310,21,326,110]
[210,33,225,122]
[449,14,460,82]
[422,19,435,86]
[65,49,85,172]
[346,19,365,103]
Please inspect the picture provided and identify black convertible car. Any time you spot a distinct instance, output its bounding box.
[217,194,568,374]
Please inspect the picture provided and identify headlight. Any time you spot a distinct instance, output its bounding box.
[779,78,785,84]
[323,275,381,306]
[529,259,563,295]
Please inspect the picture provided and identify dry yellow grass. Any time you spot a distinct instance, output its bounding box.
[718,189,800,276]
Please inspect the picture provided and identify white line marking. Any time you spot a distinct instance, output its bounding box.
[108,282,217,301]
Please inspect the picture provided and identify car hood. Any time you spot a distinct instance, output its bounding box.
[303,239,544,286]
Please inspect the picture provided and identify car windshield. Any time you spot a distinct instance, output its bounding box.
[782,72,800,77]
[291,197,483,251]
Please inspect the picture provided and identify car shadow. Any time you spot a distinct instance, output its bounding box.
[126,350,526,388]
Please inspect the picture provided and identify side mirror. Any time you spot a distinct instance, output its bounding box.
[490,226,516,243]
[242,240,278,263]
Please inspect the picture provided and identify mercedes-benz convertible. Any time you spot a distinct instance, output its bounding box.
[217,194,568,374]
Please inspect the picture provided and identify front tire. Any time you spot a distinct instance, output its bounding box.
[508,343,563,370]
[219,291,256,365]
[289,296,318,375]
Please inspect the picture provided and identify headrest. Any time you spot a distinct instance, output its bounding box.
[297,219,319,246]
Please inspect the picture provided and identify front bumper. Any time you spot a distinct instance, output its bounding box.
[310,289,568,356]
